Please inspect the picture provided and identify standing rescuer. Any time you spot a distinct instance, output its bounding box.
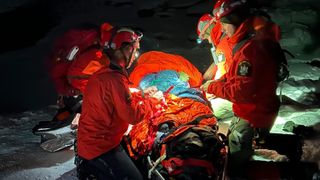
[201,0,281,177]
[76,27,154,180]
[197,0,232,81]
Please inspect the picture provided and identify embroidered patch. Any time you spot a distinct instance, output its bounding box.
[237,61,252,76]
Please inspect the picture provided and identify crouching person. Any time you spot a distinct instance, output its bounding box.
[76,27,152,180]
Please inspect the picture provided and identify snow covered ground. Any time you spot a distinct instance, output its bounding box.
[0,0,320,179]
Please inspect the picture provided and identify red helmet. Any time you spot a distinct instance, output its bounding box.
[101,27,142,50]
[215,0,247,20]
[197,13,215,39]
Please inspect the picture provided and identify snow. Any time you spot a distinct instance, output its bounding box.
[0,0,320,179]
[4,159,76,180]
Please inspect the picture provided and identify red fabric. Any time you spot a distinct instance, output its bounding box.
[208,17,281,81]
[129,51,203,88]
[207,18,280,128]
[46,28,99,95]
[162,157,214,176]
[67,49,109,93]
[51,29,98,62]
[77,66,154,160]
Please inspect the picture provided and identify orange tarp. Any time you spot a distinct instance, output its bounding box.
[127,96,217,158]
[129,51,203,88]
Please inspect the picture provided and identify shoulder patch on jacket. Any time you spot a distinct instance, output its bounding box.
[237,61,252,77]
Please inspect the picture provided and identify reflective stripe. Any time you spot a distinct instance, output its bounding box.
[66,46,79,61]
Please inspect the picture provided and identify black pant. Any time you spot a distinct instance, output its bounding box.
[77,145,143,180]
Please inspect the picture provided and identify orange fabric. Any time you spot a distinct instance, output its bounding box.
[212,36,233,80]
[127,97,217,157]
[67,49,109,93]
[210,21,223,46]
[129,51,203,88]
[208,21,232,80]
[82,60,104,75]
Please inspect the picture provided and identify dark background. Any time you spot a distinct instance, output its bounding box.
[0,0,319,113]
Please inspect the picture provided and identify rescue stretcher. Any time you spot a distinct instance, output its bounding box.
[124,51,227,179]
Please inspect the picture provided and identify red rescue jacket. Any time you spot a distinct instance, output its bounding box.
[208,16,281,81]
[207,17,280,128]
[77,63,154,160]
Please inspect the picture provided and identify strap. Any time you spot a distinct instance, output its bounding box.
[232,34,253,56]
[282,48,295,59]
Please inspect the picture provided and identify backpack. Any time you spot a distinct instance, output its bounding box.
[149,125,227,180]
[50,25,99,63]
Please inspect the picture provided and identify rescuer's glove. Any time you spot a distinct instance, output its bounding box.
[200,79,215,92]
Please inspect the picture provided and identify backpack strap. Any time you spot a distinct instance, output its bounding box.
[232,33,254,56]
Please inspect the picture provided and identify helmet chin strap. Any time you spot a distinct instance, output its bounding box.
[120,44,135,69]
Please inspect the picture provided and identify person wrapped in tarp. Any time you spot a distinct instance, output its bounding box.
[124,51,227,180]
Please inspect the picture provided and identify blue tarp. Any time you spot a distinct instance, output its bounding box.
[139,70,206,104]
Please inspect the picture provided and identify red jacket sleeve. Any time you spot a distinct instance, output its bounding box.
[207,75,256,103]
[110,76,153,125]
[207,42,259,104]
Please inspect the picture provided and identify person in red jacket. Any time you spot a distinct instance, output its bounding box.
[197,1,227,81]
[32,23,114,136]
[201,0,281,177]
[76,27,155,180]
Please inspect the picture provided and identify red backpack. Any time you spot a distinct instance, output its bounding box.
[49,22,113,63]
[50,26,99,63]
[46,23,113,96]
